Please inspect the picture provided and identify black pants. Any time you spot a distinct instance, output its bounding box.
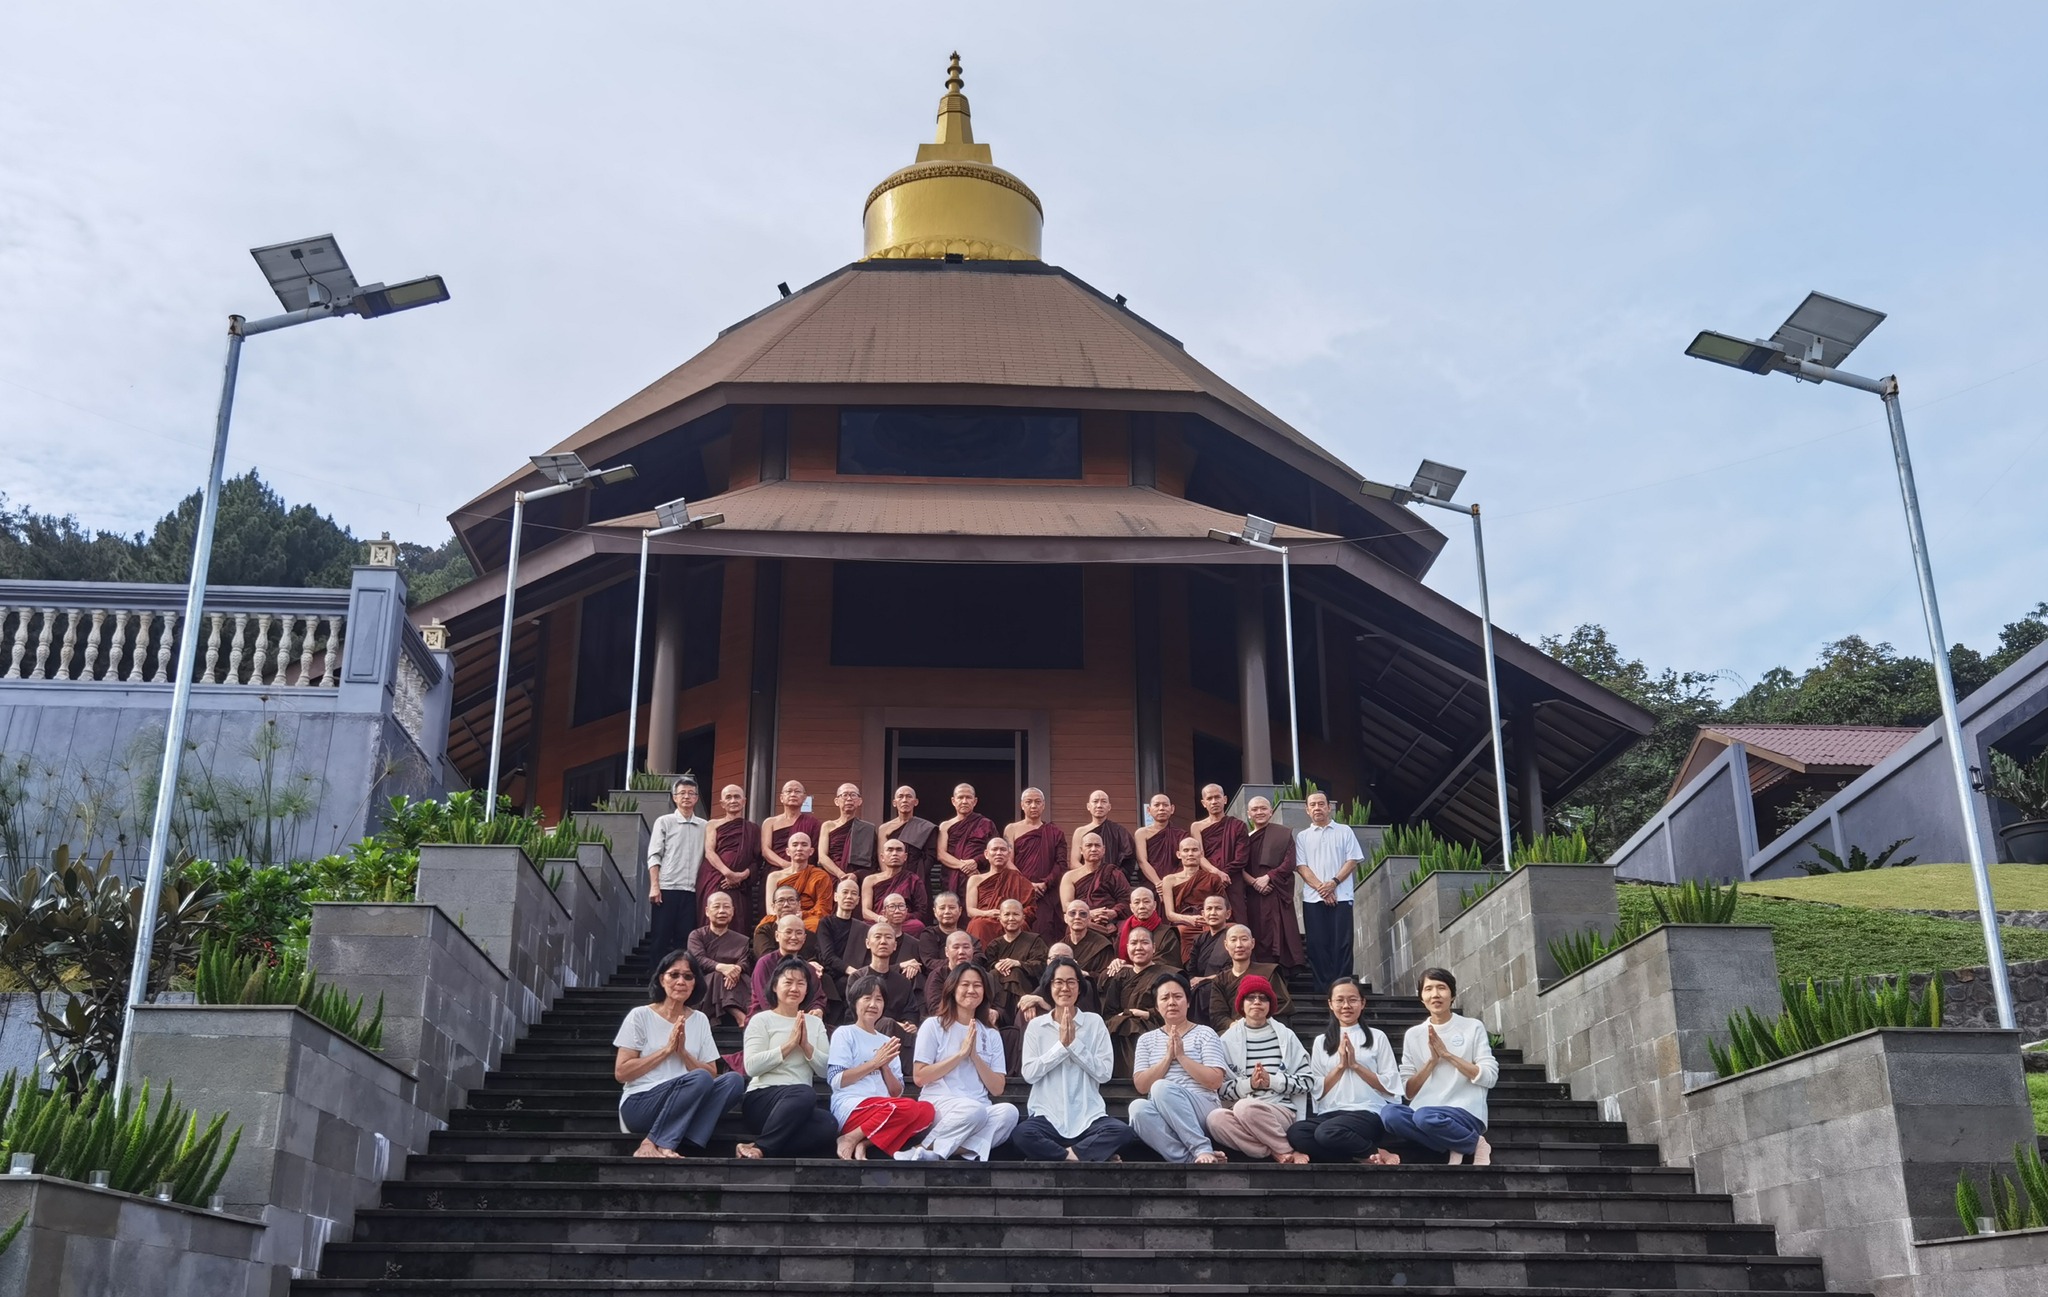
[1302,900,1353,992]
[740,1084,839,1158]
[1287,1109,1387,1162]
[1009,1114,1136,1162]
[650,888,697,961]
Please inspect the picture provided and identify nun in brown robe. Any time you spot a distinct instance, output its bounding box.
[1242,803,1306,970]
[1208,924,1292,1030]
[685,893,753,1026]
[1101,925,1175,1075]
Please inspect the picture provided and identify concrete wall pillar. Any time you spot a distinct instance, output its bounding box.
[646,561,686,775]
[1517,703,1545,839]
[1236,571,1274,786]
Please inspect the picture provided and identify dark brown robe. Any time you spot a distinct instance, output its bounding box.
[884,815,939,899]
[982,931,1049,1014]
[939,812,998,897]
[701,817,759,933]
[1140,817,1189,885]
[1063,928,1115,983]
[1208,960,1292,1031]
[1116,914,1182,968]
[868,868,931,925]
[914,925,982,1004]
[823,817,876,881]
[1077,819,1138,883]
[1162,865,1230,947]
[816,913,871,1018]
[1070,863,1132,931]
[964,866,1038,945]
[1200,816,1251,918]
[1101,961,1173,1075]
[1243,821,1306,970]
[1010,822,1069,942]
[685,924,752,1022]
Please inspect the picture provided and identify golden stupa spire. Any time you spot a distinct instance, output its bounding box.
[863,52,1043,261]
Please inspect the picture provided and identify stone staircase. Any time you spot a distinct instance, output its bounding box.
[294,943,1847,1295]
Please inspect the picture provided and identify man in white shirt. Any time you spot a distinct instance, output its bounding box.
[1294,792,1362,993]
[648,776,712,956]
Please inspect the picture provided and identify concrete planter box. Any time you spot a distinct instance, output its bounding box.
[546,855,605,990]
[307,902,512,1121]
[576,840,636,978]
[1528,923,1779,1151]
[1683,1027,2034,1297]
[1912,1226,2048,1296]
[581,810,652,957]
[0,1175,272,1297]
[609,788,674,834]
[129,1003,430,1276]
[416,843,572,1029]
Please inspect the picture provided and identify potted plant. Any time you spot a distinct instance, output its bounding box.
[1987,748,2048,864]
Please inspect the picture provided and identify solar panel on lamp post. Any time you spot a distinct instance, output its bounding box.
[1687,291,2015,1030]
[1361,461,1516,862]
[1207,514,1301,786]
[485,452,638,820]
[114,236,449,1099]
[624,498,725,786]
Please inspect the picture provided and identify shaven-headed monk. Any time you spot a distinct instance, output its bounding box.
[1191,783,1250,917]
[1242,795,1306,971]
[1059,898,1115,985]
[879,785,940,899]
[1131,793,1188,891]
[1005,787,1068,943]
[760,779,822,889]
[1161,834,1231,948]
[1061,829,1133,936]
[817,782,877,884]
[935,783,998,898]
[764,831,833,930]
[1069,790,1139,885]
[702,784,760,933]
[964,836,1035,945]
[984,897,1049,1017]
[862,837,930,927]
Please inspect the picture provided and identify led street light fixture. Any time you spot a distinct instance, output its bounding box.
[1409,460,1466,503]
[1770,291,1886,368]
[1243,515,1277,546]
[351,275,451,319]
[250,235,360,312]
[1685,330,1784,374]
[594,464,639,486]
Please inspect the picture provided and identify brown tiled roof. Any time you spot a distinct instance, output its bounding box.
[1704,724,1921,771]
[591,480,1336,543]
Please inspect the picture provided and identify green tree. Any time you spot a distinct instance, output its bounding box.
[0,495,146,582]
[134,472,358,588]
[396,534,475,606]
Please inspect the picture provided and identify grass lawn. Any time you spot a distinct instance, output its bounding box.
[1740,863,2048,911]
[2030,1073,2048,1136]
[1616,883,2048,982]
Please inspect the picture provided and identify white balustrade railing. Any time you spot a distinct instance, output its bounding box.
[0,602,346,687]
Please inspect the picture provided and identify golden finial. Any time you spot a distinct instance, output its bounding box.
[861,50,1043,262]
[945,52,963,95]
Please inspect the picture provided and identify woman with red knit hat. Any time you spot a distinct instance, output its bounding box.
[1206,973,1314,1162]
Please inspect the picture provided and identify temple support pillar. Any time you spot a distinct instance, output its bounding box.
[1517,702,1545,840]
[646,561,685,776]
[1236,571,1274,786]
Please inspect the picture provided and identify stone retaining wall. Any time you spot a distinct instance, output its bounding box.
[1911,1226,2048,1296]
[0,1175,273,1297]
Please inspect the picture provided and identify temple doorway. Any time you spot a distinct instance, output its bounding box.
[886,728,1025,826]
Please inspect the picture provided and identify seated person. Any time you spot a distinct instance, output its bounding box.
[815,876,870,1021]
[914,892,980,1000]
[1182,895,1235,1024]
[736,958,837,1159]
[1208,923,1291,1030]
[1011,956,1135,1162]
[1013,940,1100,1023]
[964,836,1036,945]
[613,951,748,1159]
[862,837,931,928]
[1383,967,1499,1165]
[828,973,936,1160]
[851,921,923,1049]
[685,890,752,1029]
[983,898,1049,1017]
[1101,923,1173,1075]
[1126,972,1229,1164]
[1116,887,1182,969]
[750,914,826,1015]
[1287,976,1403,1165]
[1160,834,1230,949]
[763,831,834,929]
[922,929,1001,1025]
[896,964,1019,1161]
[751,886,808,958]
[1207,975,1314,1163]
[1059,897,1114,982]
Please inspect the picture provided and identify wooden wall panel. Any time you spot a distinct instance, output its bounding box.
[785,406,838,481]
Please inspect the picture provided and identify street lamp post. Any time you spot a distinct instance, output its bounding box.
[1362,461,1517,861]
[1687,291,2015,1030]
[114,236,450,1097]
[485,452,638,820]
[1206,514,1301,786]
[623,498,725,786]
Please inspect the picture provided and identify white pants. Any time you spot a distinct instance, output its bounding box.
[919,1097,1020,1160]
[1128,1084,1219,1162]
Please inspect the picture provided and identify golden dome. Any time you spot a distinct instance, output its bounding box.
[863,54,1043,262]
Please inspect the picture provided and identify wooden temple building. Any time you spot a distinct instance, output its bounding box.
[416,57,1654,854]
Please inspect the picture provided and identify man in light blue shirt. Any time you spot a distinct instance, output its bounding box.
[648,776,711,956]
[1294,792,1362,992]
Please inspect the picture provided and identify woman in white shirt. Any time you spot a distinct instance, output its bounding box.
[1285,975,1403,1164]
[898,962,1019,1161]
[1382,966,1500,1165]
[612,951,748,1158]
[737,957,838,1159]
[1127,971,1230,1164]
[1013,956,1135,1161]
[829,973,936,1160]
[1208,973,1314,1163]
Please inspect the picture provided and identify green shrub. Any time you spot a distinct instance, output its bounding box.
[1403,838,1486,893]
[194,937,384,1052]
[1956,1141,2048,1234]
[0,1071,239,1206]
[1364,823,1437,879]
[1707,972,1942,1078]
[1986,748,2048,822]
[1512,829,1594,865]
[1459,873,1506,911]
[1798,837,1917,876]
[1651,878,1741,924]
[594,796,637,813]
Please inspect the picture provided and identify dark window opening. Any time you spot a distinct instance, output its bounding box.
[1187,573,1239,702]
[887,729,1024,833]
[1193,731,1244,800]
[830,562,1083,669]
[559,724,715,812]
[570,562,724,727]
[838,407,1083,479]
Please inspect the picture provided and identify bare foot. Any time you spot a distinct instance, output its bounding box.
[1277,1151,1311,1165]
[1471,1137,1492,1166]
[1065,1149,1080,1162]
[836,1130,865,1160]
[734,1142,764,1160]
[632,1139,663,1159]
[853,1140,870,1161]
[1447,1150,1463,1165]
[656,1146,684,1159]
[1366,1150,1401,1166]
[1194,1150,1228,1165]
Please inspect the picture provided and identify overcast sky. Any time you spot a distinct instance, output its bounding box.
[3,4,2042,690]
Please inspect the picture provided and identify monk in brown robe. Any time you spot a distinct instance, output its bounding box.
[817,782,877,884]
[860,837,931,926]
[1068,790,1139,884]
[1208,923,1291,1030]
[877,892,927,953]
[1101,924,1174,1075]
[815,876,871,1021]
[763,830,833,929]
[1161,834,1231,947]
[921,929,998,1026]
[685,891,751,1027]
[1117,886,1182,968]
[1060,830,1133,935]
[1058,899,1115,984]
[751,886,810,958]
[935,783,998,897]
[964,836,1036,944]
[1183,894,1235,1025]
[851,922,922,1050]
[1005,787,1069,943]
[1242,795,1307,971]
[759,779,821,898]
[1131,793,1188,891]
[983,898,1048,1018]
[701,784,760,933]
[914,892,981,1005]
[879,785,940,899]
[1192,783,1251,917]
